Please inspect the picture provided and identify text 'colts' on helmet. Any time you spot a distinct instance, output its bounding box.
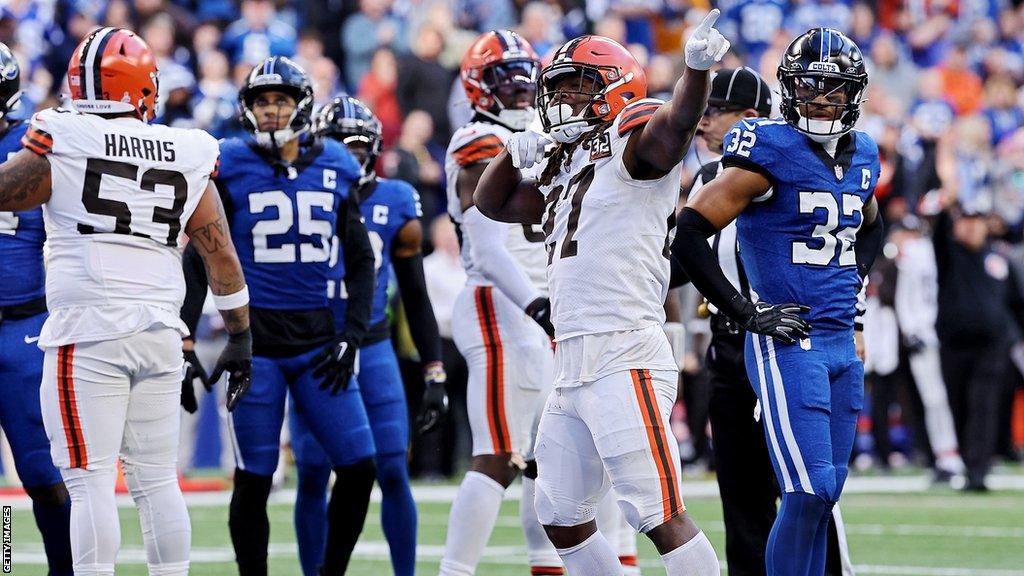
[777,28,868,143]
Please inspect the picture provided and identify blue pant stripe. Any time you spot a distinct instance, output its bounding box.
[751,333,794,492]
[763,335,815,494]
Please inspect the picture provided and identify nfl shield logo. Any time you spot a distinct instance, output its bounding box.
[834,165,844,180]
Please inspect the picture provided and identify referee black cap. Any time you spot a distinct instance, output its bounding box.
[709,67,772,117]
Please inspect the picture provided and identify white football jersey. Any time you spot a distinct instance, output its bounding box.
[538,99,681,340]
[24,107,219,347]
[445,119,547,293]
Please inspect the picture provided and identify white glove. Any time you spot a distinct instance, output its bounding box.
[505,130,552,170]
[685,9,730,71]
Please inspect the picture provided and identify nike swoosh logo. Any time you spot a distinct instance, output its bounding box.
[24,335,40,344]
[755,303,772,314]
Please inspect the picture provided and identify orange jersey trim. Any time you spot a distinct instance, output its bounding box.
[22,126,54,156]
[453,134,505,167]
[617,103,661,137]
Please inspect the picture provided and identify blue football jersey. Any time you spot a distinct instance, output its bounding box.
[330,177,422,329]
[722,118,879,330]
[0,121,45,307]
[217,137,361,310]
[724,0,789,67]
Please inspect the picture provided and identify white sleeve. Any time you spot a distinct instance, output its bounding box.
[462,206,542,309]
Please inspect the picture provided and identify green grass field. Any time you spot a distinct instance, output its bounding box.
[7,483,1024,575]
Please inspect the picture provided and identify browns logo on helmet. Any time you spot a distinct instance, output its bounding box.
[460,30,540,131]
[67,27,159,122]
[537,36,647,143]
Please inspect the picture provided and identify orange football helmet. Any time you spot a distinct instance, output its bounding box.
[460,30,540,130]
[538,36,647,143]
[67,27,159,122]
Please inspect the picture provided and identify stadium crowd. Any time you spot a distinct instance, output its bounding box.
[1,0,1022,489]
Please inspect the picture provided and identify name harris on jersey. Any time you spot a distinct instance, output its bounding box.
[104,132,176,163]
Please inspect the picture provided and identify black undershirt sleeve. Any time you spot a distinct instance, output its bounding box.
[180,242,208,338]
[392,252,443,365]
[339,195,376,345]
[673,207,750,322]
[854,210,884,280]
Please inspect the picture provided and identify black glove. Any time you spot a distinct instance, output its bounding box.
[525,297,555,338]
[210,330,253,412]
[416,362,449,435]
[737,300,811,345]
[180,347,210,414]
[312,335,359,394]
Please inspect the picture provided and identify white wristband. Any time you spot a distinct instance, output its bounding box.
[212,286,249,310]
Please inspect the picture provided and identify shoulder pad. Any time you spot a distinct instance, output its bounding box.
[617,98,664,137]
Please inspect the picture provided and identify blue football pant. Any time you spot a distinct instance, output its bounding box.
[0,312,72,575]
[230,346,375,477]
[746,329,862,576]
[289,340,416,576]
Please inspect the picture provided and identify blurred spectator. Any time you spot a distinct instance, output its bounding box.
[453,0,516,33]
[397,24,454,146]
[981,74,1024,145]
[192,50,240,138]
[788,0,852,38]
[291,29,326,74]
[593,14,628,46]
[358,47,403,147]
[849,2,881,51]
[646,54,677,101]
[409,1,475,71]
[192,22,223,58]
[383,110,445,217]
[142,14,196,123]
[309,56,341,106]
[721,0,788,69]
[220,0,297,67]
[342,0,408,91]
[518,2,563,57]
[867,33,918,113]
[939,41,984,115]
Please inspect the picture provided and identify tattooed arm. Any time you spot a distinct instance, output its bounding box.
[183,180,249,334]
[0,149,52,211]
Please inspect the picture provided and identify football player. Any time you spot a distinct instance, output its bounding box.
[473,11,729,575]
[672,29,883,576]
[180,57,377,576]
[440,30,566,576]
[284,94,448,576]
[0,41,73,576]
[0,28,251,576]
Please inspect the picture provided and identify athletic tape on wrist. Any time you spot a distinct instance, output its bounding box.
[212,286,249,310]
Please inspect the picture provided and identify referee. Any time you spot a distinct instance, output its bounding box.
[672,67,854,576]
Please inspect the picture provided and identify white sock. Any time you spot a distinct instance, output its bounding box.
[439,471,506,575]
[660,531,719,576]
[556,532,622,576]
[62,467,120,576]
[123,461,191,573]
[522,477,564,573]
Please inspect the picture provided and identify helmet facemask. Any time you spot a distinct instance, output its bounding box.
[471,59,538,131]
[779,72,866,143]
[537,65,607,144]
[241,85,313,150]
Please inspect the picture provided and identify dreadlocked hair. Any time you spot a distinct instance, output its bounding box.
[536,119,614,187]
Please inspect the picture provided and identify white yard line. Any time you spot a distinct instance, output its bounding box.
[11,543,1024,575]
